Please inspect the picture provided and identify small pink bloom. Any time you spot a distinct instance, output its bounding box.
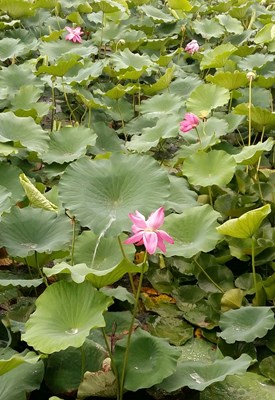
[124,207,174,255]
[180,112,200,133]
[65,26,84,43]
[185,39,199,55]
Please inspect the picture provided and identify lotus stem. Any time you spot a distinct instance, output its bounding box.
[71,216,76,266]
[251,237,259,304]
[101,327,120,400]
[118,236,136,296]
[193,257,224,294]
[248,74,253,146]
[119,255,147,400]
[208,186,213,207]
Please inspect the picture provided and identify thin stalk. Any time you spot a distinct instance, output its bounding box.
[50,78,56,132]
[101,327,120,400]
[194,127,201,144]
[117,99,127,142]
[118,236,136,296]
[251,237,259,304]
[119,257,147,400]
[193,257,224,293]
[35,251,48,287]
[256,126,265,173]
[71,216,76,266]
[81,345,86,379]
[62,80,77,123]
[99,12,105,56]
[208,186,213,207]
[88,107,92,128]
[248,75,253,146]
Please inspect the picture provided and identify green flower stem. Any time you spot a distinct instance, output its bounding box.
[193,257,224,293]
[81,344,86,379]
[195,127,201,144]
[50,78,56,132]
[248,75,253,146]
[208,186,213,207]
[101,327,120,400]
[71,216,76,266]
[35,251,48,287]
[251,237,258,303]
[62,80,77,123]
[119,255,147,400]
[118,236,136,296]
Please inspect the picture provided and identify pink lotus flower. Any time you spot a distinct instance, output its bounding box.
[180,112,200,133]
[65,26,84,43]
[185,39,199,55]
[124,207,174,255]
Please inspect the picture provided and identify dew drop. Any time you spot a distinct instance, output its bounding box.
[190,373,205,384]
[65,328,79,335]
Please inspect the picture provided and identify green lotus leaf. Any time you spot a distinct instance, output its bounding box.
[186,84,230,118]
[218,306,275,343]
[165,175,198,212]
[36,54,81,77]
[254,23,275,44]
[0,64,42,97]
[77,370,117,399]
[140,93,182,115]
[259,356,275,383]
[41,126,96,164]
[216,204,271,239]
[0,164,24,204]
[0,355,44,400]
[0,0,35,18]
[201,44,237,70]
[233,138,274,165]
[114,328,180,391]
[39,40,98,62]
[73,231,134,267]
[44,258,141,289]
[0,143,18,156]
[65,60,104,85]
[22,280,113,354]
[10,85,50,117]
[233,104,275,130]
[167,0,192,11]
[206,71,248,90]
[220,288,244,312]
[59,153,170,235]
[237,53,274,70]
[19,173,58,212]
[0,351,40,376]
[193,18,225,39]
[0,271,43,288]
[32,0,58,9]
[183,150,236,187]
[101,286,135,304]
[201,372,275,400]
[159,353,251,392]
[163,205,222,258]
[140,5,175,23]
[45,339,106,394]
[0,186,11,216]
[91,0,127,13]
[0,38,25,61]
[0,111,49,154]
[0,207,72,257]
[109,48,152,75]
[148,315,193,346]
[216,14,243,34]
[143,67,174,95]
[126,114,181,152]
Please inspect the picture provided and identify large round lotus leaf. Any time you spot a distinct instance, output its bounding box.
[0,358,44,400]
[183,150,236,187]
[259,356,275,383]
[158,354,251,392]
[163,205,222,258]
[0,186,11,215]
[59,154,170,235]
[218,306,275,344]
[41,126,97,164]
[114,328,180,391]
[201,372,275,400]
[0,207,72,257]
[22,280,113,354]
[0,164,24,204]
[0,351,40,376]
[216,204,271,239]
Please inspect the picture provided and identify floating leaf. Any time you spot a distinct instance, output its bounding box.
[158,354,252,391]
[36,54,81,77]
[233,138,274,165]
[254,23,275,44]
[59,154,170,236]
[193,18,224,39]
[183,150,236,187]
[206,71,248,90]
[201,44,237,70]
[163,205,222,258]
[22,280,113,354]
[216,204,271,239]
[0,111,49,154]
[0,207,72,257]
[233,104,275,131]
[140,5,175,23]
[19,173,58,212]
[186,84,230,118]
[114,328,180,391]
[201,372,275,400]
[218,306,275,343]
